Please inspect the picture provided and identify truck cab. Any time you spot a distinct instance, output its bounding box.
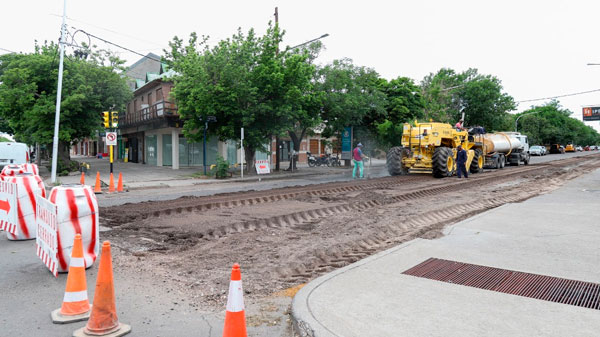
[0,142,30,171]
[506,132,529,165]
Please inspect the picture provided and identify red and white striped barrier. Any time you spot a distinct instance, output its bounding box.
[48,184,99,273]
[0,163,38,180]
[1,164,25,179]
[21,163,39,175]
[36,194,59,277]
[4,173,46,240]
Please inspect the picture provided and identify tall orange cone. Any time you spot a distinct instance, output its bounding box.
[223,263,247,337]
[80,172,85,185]
[94,172,102,194]
[116,173,123,193]
[73,241,131,337]
[108,173,115,193]
[51,234,91,324]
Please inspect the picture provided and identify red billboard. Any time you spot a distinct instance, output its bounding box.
[583,106,600,121]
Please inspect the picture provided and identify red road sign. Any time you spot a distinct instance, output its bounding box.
[106,132,117,146]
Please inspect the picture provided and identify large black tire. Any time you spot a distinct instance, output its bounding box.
[523,153,530,165]
[432,147,454,178]
[308,159,316,167]
[500,155,505,169]
[386,147,409,176]
[470,148,483,173]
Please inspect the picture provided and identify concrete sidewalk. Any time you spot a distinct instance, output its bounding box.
[292,168,600,336]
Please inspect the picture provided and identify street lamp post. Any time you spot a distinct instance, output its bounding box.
[274,33,330,171]
[51,0,67,183]
[203,116,217,175]
[515,111,537,132]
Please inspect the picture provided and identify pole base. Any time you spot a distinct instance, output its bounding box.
[73,323,131,337]
[51,307,91,324]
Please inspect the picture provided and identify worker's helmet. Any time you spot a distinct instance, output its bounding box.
[357,143,363,147]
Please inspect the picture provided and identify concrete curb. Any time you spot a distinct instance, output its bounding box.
[291,239,423,337]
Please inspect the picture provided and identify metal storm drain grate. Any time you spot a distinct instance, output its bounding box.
[402,258,600,310]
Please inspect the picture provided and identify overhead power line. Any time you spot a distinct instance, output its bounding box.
[0,47,17,54]
[73,29,162,63]
[50,13,165,48]
[516,88,600,103]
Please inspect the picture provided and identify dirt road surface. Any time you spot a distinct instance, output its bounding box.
[93,154,600,336]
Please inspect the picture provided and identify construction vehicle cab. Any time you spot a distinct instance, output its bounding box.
[386,121,483,178]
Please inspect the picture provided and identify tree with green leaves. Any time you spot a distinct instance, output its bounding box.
[165,23,318,173]
[316,58,387,158]
[515,101,600,146]
[421,68,515,131]
[367,76,424,148]
[0,42,131,169]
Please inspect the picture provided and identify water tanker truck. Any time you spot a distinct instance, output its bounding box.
[476,131,530,169]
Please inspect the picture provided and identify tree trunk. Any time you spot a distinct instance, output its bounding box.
[57,140,71,172]
[244,147,256,175]
[287,128,306,171]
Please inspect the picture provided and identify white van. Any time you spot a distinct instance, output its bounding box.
[0,142,30,170]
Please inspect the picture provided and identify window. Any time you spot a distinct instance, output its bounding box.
[156,88,163,101]
[147,92,152,105]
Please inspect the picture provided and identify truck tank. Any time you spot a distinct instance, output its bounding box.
[482,133,522,153]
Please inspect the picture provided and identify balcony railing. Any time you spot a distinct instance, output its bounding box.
[121,101,178,127]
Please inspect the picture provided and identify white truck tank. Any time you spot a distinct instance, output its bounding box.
[482,133,522,153]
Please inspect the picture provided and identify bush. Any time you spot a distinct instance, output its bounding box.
[215,155,230,179]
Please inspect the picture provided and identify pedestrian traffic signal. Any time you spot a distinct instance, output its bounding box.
[102,112,109,128]
[111,111,119,128]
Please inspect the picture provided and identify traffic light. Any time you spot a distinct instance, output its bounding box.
[111,111,119,128]
[102,111,109,128]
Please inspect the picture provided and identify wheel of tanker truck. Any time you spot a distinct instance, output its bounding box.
[432,147,454,178]
[470,149,484,173]
[386,146,409,176]
[524,153,530,165]
[500,155,506,169]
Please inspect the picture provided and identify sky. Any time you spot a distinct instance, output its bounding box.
[3,0,600,131]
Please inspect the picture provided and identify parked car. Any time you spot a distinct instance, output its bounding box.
[576,146,583,152]
[591,145,598,151]
[529,145,544,156]
[565,144,576,152]
[584,145,590,151]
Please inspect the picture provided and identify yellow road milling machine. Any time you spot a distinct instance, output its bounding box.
[386,121,484,178]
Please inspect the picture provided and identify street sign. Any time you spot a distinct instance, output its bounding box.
[106,132,117,146]
[255,160,270,174]
[341,126,353,160]
[0,181,18,234]
[583,106,600,121]
[36,197,58,276]
[35,195,58,277]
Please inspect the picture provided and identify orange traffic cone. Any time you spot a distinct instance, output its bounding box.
[51,234,91,324]
[223,263,247,337]
[73,241,131,337]
[108,173,115,193]
[94,172,102,194]
[117,172,123,192]
[80,172,85,185]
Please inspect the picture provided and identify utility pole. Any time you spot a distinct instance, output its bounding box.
[50,0,67,183]
[274,6,280,171]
